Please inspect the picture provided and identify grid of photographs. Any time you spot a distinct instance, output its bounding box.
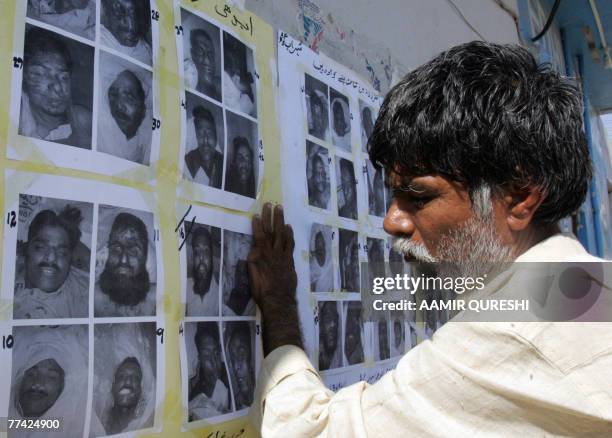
[177,6,262,209]
[300,68,402,374]
[0,172,164,437]
[8,0,160,176]
[178,203,259,425]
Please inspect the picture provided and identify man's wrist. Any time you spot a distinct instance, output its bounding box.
[260,292,303,355]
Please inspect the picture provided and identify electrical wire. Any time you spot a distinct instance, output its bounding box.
[531,0,562,42]
[443,0,487,41]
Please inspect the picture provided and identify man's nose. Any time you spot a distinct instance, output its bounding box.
[383,201,414,237]
[120,250,129,264]
[43,247,57,262]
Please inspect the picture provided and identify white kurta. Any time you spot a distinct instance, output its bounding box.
[251,234,612,437]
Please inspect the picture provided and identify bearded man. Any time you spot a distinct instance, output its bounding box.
[186,226,219,316]
[95,212,155,316]
[247,41,612,436]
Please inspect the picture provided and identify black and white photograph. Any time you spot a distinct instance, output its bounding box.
[100,0,152,66]
[19,25,94,150]
[9,325,88,438]
[224,111,258,199]
[343,301,364,366]
[366,237,385,288]
[338,228,359,292]
[359,99,376,153]
[223,321,256,411]
[366,160,385,217]
[186,321,232,421]
[185,224,221,316]
[330,88,351,152]
[98,51,153,165]
[183,93,225,188]
[309,223,334,293]
[26,0,96,40]
[94,205,157,317]
[305,74,330,142]
[223,32,257,118]
[181,9,222,102]
[374,319,390,361]
[13,194,92,319]
[90,322,157,436]
[318,301,342,371]
[409,325,418,349]
[336,157,358,220]
[388,238,405,278]
[222,230,254,316]
[306,141,331,210]
[391,318,405,358]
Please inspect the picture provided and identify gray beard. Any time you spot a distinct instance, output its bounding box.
[393,214,512,279]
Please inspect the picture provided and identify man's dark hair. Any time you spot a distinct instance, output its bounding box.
[339,159,354,180]
[190,28,213,46]
[191,225,212,248]
[233,136,252,158]
[192,106,215,125]
[312,152,325,170]
[227,322,251,353]
[309,92,323,111]
[116,356,141,372]
[109,212,148,257]
[195,321,220,349]
[28,206,83,250]
[24,26,73,71]
[369,41,591,224]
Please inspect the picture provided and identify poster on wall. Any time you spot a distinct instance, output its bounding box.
[276,31,422,390]
[0,171,166,437]
[6,0,162,182]
[174,1,267,212]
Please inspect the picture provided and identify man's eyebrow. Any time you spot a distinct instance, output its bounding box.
[384,176,429,193]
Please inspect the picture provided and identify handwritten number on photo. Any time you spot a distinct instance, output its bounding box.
[156,327,165,344]
[2,334,14,349]
[6,211,17,228]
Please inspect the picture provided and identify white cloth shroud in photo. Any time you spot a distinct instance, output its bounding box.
[89,323,155,436]
[97,59,153,165]
[100,25,152,66]
[9,326,88,438]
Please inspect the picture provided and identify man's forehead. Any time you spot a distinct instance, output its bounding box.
[29,52,69,70]
[385,170,454,191]
[111,227,143,243]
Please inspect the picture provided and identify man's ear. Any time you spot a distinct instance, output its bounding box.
[504,185,546,231]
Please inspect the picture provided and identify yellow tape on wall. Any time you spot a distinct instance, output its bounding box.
[0,0,280,436]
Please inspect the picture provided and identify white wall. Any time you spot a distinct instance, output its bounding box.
[244,0,520,92]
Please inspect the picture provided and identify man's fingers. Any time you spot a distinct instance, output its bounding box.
[262,202,273,237]
[252,214,267,248]
[247,259,263,300]
[273,204,285,251]
[284,224,295,254]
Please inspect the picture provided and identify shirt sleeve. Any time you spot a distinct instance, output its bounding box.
[250,322,612,437]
